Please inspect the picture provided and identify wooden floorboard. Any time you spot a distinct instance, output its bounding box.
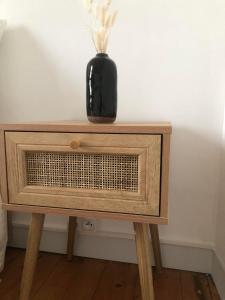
[154,268,182,300]
[0,248,221,300]
[92,261,138,300]
[180,271,200,300]
[207,274,221,300]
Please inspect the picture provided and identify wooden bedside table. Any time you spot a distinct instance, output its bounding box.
[0,122,172,300]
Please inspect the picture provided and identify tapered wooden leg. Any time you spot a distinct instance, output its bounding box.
[67,216,77,261]
[19,213,45,300]
[149,224,162,273]
[134,223,155,300]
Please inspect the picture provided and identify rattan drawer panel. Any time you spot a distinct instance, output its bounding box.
[25,151,139,192]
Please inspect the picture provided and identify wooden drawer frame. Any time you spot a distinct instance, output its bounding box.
[5,132,161,216]
[0,122,171,224]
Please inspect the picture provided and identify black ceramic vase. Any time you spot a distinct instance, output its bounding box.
[86,53,117,123]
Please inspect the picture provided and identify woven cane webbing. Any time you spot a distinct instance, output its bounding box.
[25,151,139,192]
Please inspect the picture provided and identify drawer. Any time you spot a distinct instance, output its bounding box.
[5,132,161,216]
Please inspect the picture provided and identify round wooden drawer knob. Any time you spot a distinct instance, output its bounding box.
[70,140,81,149]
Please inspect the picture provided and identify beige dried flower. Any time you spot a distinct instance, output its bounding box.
[83,0,118,53]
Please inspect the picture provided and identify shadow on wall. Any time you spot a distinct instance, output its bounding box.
[160,125,222,245]
[0,26,86,122]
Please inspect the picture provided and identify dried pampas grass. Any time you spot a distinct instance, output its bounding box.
[83,0,118,53]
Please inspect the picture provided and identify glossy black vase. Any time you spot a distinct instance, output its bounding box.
[86,53,117,123]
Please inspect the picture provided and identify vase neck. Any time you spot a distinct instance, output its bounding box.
[96,53,108,58]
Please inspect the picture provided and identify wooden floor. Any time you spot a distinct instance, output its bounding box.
[0,248,221,300]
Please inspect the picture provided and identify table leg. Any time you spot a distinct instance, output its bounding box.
[67,216,77,261]
[149,224,162,273]
[19,213,45,300]
[134,223,155,300]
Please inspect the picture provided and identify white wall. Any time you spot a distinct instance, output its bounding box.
[213,107,225,299]
[216,105,225,262]
[213,161,225,299]
[0,0,225,254]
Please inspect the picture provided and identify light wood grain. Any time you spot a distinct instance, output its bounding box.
[160,133,171,219]
[5,132,161,216]
[3,203,168,224]
[67,217,77,261]
[150,224,162,273]
[147,136,161,216]
[70,140,81,149]
[1,123,171,223]
[0,130,10,257]
[19,213,45,300]
[0,121,172,134]
[6,131,162,147]
[0,130,8,205]
[134,223,154,300]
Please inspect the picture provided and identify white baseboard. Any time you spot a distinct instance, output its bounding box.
[8,222,213,274]
[212,253,225,300]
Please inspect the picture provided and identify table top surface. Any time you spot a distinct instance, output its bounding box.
[0,121,172,134]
